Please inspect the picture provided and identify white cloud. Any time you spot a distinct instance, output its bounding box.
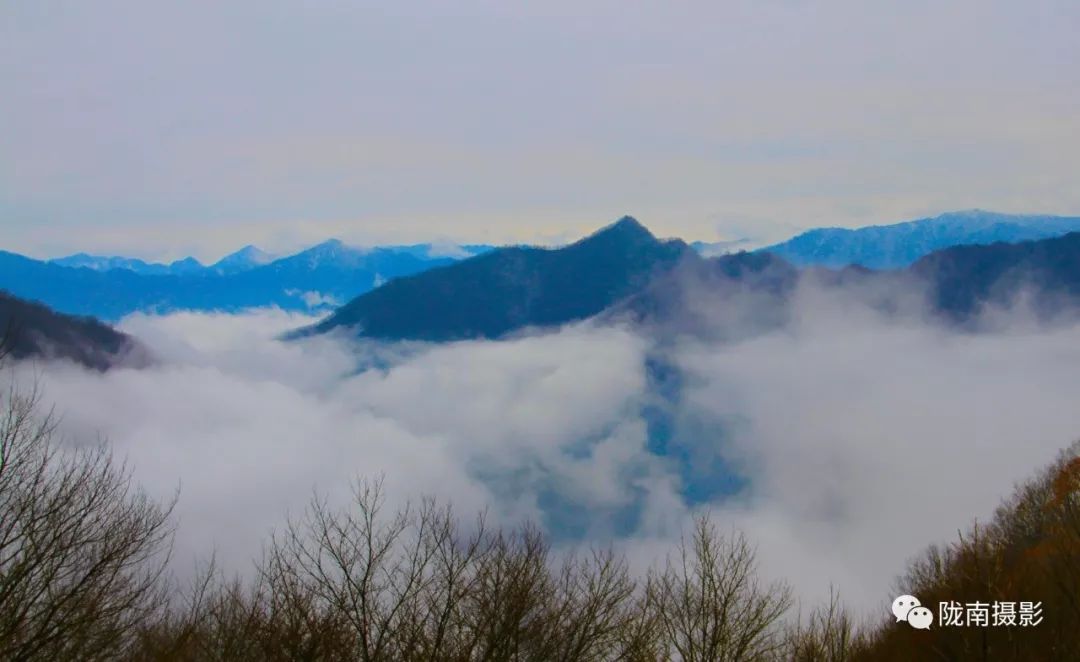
[281,289,342,309]
[28,310,665,574]
[424,241,476,259]
[15,285,1080,617]
[669,282,1080,611]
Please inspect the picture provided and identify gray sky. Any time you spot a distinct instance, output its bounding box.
[3,0,1079,260]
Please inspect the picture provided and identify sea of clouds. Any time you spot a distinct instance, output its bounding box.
[15,280,1080,617]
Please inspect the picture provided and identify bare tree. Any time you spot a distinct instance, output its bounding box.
[130,556,270,662]
[258,478,444,661]
[248,482,642,661]
[542,547,637,661]
[783,588,858,662]
[648,516,793,662]
[0,374,175,661]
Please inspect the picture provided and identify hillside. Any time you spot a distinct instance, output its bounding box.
[309,217,691,341]
[0,291,144,370]
[912,230,1080,319]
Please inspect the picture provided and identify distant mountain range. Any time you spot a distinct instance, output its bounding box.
[2,212,1080,372]
[48,242,493,277]
[0,242,491,321]
[303,219,1080,343]
[52,253,211,275]
[761,210,1080,269]
[4,210,1080,345]
[0,291,145,370]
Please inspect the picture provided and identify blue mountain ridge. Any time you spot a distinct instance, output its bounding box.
[304,216,1080,343]
[4,209,1079,325]
[2,242,490,320]
[760,209,1080,269]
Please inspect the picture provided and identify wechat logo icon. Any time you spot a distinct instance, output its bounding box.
[892,595,933,630]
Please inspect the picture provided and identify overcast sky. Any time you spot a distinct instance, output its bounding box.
[3,0,1079,260]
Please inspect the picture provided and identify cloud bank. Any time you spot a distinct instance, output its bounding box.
[17,287,1080,615]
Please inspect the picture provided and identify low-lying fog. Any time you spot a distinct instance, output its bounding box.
[16,280,1080,615]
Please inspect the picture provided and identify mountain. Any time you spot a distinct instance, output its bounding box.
[605,229,1080,343]
[371,243,494,260]
[307,217,691,341]
[0,242,461,321]
[48,242,492,278]
[306,222,1080,344]
[911,231,1080,320]
[167,256,206,275]
[50,253,206,275]
[52,248,272,276]
[209,245,275,274]
[762,210,1080,269]
[16,213,1080,330]
[215,240,459,311]
[0,291,145,370]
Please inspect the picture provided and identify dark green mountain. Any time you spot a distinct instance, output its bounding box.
[0,291,145,370]
[912,230,1080,319]
[308,217,691,341]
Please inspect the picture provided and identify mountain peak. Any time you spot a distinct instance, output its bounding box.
[233,244,269,258]
[578,216,656,246]
[167,257,204,273]
[610,215,651,235]
[212,245,275,274]
[310,216,688,341]
[307,238,347,254]
[289,238,370,269]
